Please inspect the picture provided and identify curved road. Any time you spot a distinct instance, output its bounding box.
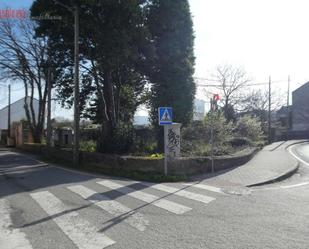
[293,142,309,165]
[0,148,309,249]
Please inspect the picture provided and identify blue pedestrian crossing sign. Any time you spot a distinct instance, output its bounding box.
[158,107,173,125]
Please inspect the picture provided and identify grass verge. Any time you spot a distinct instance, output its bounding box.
[37,154,187,183]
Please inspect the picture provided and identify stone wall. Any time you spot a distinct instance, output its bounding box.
[17,144,258,176]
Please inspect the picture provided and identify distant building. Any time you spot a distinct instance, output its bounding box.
[276,106,292,127]
[0,97,39,144]
[292,82,309,132]
[133,116,150,126]
[0,97,39,130]
[193,99,207,120]
[133,99,208,126]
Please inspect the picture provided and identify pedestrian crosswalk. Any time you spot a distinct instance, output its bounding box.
[1,180,224,249]
[183,183,224,194]
[97,180,192,214]
[0,199,33,249]
[67,185,149,232]
[140,182,216,204]
[30,191,116,249]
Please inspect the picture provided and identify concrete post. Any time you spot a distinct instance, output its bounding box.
[164,123,181,175]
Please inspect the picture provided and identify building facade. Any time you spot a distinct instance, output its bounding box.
[0,97,39,130]
[193,98,207,120]
[292,82,309,132]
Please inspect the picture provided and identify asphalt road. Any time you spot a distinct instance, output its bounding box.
[293,142,309,164]
[0,145,309,249]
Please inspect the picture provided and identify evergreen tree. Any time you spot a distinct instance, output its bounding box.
[31,0,152,152]
[147,0,195,149]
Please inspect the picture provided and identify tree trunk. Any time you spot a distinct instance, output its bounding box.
[97,68,117,153]
[104,68,116,130]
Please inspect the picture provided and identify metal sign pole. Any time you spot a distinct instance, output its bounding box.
[158,107,173,176]
[164,125,168,176]
[211,124,214,173]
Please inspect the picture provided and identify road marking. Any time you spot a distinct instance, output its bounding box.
[97,180,192,214]
[142,183,215,204]
[0,199,33,249]
[254,181,309,191]
[30,191,115,249]
[182,183,224,194]
[280,181,309,189]
[68,185,149,231]
[288,145,309,167]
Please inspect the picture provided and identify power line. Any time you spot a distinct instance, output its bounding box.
[195,79,286,87]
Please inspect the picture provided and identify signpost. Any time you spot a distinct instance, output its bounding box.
[158,107,180,176]
[210,94,220,173]
[158,107,173,125]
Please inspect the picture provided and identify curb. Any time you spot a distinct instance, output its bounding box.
[284,140,309,150]
[247,140,308,187]
[246,161,300,187]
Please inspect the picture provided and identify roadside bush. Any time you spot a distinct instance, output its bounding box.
[80,140,96,152]
[235,116,263,141]
[97,121,134,154]
[182,113,234,156]
[228,137,252,147]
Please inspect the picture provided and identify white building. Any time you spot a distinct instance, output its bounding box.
[133,98,208,126]
[0,97,39,130]
[193,98,207,120]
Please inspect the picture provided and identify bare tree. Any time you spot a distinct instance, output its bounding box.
[213,64,251,120]
[238,88,286,131]
[0,19,52,143]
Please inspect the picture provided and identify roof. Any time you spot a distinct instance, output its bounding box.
[293,81,309,94]
[0,97,39,112]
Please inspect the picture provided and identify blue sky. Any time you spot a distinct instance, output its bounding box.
[0,0,33,8]
[1,0,309,117]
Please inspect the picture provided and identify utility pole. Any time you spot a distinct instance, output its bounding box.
[7,84,11,139]
[287,75,290,107]
[73,5,80,167]
[53,1,80,166]
[210,117,214,173]
[46,67,52,148]
[268,76,271,144]
[286,75,290,140]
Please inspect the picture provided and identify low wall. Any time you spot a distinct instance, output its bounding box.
[17,144,258,176]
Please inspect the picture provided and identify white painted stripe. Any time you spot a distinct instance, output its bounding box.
[183,183,224,194]
[0,199,33,249]
[254,181,309,191]
[280,181,309,189]
[288,145,309,167]
[68,185,149,231]
[30,191,115,249]
[97,180,192,214]
[142,183,215,204]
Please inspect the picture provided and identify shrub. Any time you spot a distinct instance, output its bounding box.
[228,137,252,147]
[235,116,263,141]
[181,113,234,156]
[80,140,96,152]
[97,121,134,154]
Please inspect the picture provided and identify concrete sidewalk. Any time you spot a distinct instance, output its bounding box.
[191,140,307,187]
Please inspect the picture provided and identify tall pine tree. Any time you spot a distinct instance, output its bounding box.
[147,0,195,149]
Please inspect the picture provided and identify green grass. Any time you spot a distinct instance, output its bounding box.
[38,153,187,183]
[84,164,187,182]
